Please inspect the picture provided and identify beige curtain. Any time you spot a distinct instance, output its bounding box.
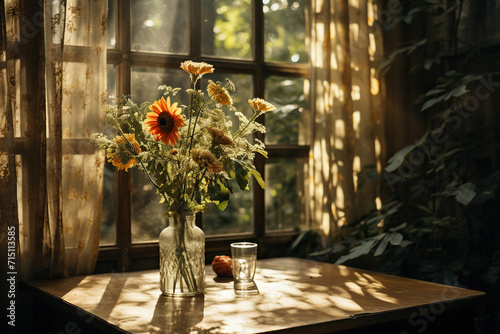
[0,0,107,281]
[310,0,385,240]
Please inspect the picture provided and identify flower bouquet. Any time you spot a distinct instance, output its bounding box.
[92,60,274,296]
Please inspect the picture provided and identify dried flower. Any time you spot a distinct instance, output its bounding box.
[248,98,276,112]
[192,149,223,174]
[180,60,214,76]
[207,81,233,106]
[107,134,141,171]
[145,96,185,146]
[207,127,234,146]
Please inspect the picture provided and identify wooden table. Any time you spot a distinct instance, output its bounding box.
[23,258,485,334]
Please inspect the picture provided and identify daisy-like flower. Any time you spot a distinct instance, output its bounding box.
[180,60,214,77]
[145,96,185,146]
[248,98,276,112]
[207,127,234,146]
[107,134,142,171]
[192,149,223,174]
[207,81,233,106]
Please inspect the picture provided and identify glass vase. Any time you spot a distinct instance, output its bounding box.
[159,211,205,297]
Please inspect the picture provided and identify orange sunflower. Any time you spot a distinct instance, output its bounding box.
[145,96,185,146]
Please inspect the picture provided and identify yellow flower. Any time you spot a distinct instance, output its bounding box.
[207,127,234,146]
[107,134,142,171]
[180,60,214,76]
[192,149,223,174]
[207,81,233,106]
[248,98,276,112]
[145,96,185,146]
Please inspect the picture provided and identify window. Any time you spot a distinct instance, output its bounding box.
[98,0,311,271]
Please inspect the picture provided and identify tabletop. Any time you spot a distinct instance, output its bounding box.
[25,257,485,333]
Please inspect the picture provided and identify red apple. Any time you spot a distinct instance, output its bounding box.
[212,255,233,277]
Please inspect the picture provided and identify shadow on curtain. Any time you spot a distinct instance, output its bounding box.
[310,0,386,241]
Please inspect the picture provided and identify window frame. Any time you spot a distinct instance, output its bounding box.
[97,0,311,272]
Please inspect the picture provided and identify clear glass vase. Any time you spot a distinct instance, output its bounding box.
[159,211,205,297]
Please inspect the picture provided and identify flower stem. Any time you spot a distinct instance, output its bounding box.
[173,213,198,293]
[190,168,207,202]
[234,110,262,139]
[188,85,218,154]
[116,126,169,203]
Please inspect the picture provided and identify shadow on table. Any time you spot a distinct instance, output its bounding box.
[149,294,205,333]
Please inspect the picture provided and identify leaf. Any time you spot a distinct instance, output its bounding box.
[253,147,268,158]
[455,183,476,206]
[444,84,469,100]
[379,39,427,74]
[421,84,469,111]
[374,233,404,256]
[426,88,447,96]
[335,234,385,265]
[233,161,250,191]
[249,168,266,189]
[207,177,231,210]
[335,239,376,264]
[374,235,389,257]
[421,96,445,111]
[385,144,417,172]
[216,200,229,211]
[388,233,403,246]
[389,223,407,233]
[399,240,413,248]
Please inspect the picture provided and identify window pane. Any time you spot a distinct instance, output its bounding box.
[131,0,188,53]
[266,158,306,231]
[100,65,118,246]
[108,0,116,48]
[264,0,309,63]
[131,170,165,243]
[265,76,310,145]
[100,161,117,245]
[201,73,254,235]
[131,67,189,104]
[107,65,117,103]
[201,0,253,59]
[203,180,253,235]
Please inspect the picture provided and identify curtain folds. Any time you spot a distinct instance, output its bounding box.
[310,0,386,240]
[0,0,107,281]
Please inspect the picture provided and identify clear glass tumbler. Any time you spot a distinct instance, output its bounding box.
[230,242,259,295]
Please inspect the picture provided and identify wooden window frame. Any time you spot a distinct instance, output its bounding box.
[97,0,310,272]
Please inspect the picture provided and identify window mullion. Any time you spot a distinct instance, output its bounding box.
[115,0,133,271]
[253,0,266,251]
[189,0,202,60]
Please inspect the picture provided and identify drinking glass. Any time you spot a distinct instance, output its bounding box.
[230,242,259,295]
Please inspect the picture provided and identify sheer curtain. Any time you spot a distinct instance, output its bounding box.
[0,0,107,281]
[310,0,385,240]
